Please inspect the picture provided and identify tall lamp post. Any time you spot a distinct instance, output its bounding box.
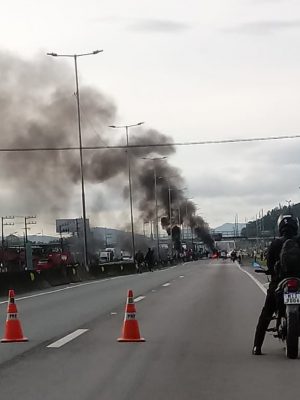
[158,176,173,257]
[184,197,193,241]
[142,156,167,262]
[47,49,103,271]
[109,122,144,259]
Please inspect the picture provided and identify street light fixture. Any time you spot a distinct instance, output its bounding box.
[109,122,144,259]
[141,156,167,262]
[47,49,103,271]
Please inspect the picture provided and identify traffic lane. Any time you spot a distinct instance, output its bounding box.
[0,259,292,400]
[0,260,205,364]
[0,260,228,399]
[240,261,269,283]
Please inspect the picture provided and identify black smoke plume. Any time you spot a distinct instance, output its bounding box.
[0,51,215,248]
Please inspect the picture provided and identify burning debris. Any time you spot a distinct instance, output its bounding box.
[0,50,215,248]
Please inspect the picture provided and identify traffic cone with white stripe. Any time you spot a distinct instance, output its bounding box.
[1,289,28,343]
[118,289,145,342]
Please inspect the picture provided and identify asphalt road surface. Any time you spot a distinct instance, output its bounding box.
[0,259,298,400]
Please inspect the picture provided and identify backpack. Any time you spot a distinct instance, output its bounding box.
[279,238,300,278]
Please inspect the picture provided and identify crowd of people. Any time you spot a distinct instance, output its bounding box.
[135,248,155,273]
[134,246,206,273]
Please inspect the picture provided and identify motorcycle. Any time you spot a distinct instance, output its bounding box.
[255,268,300,359]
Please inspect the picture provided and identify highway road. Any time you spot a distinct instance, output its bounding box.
[0,259,298,399]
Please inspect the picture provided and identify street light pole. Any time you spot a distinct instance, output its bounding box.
[74,54,88,270]
[142,156,167,263]
[184,197,194,244]
[154,167,159,259]
[168,181,173,256]
[47,50,103,271]
[157,176,182,258]
[126,125,135,260]
[109,122,144,259]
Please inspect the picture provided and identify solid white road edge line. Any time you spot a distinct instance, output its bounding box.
[0,275,133,305]
[0,262,187,305]
[47,329,89,348]
[237,263,267,295]
[134,296,145,302]
[162,283,171,287]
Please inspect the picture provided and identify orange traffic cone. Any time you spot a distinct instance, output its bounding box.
[1,289,28,343]
[118,289,145,342]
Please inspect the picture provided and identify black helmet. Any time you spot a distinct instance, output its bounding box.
[277,215,299,236]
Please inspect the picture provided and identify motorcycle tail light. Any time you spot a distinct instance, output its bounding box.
[287,279,299,292]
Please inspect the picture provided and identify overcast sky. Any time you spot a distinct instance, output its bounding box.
[1,0,300,235]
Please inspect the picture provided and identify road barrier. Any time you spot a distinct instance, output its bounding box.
[89,261,137,277]
[0,258,184,297]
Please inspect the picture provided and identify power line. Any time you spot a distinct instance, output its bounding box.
[0,133,299,152]
[80,103,109,148]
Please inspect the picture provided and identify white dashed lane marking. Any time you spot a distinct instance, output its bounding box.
[162,283,171,287]
[47,329,89,348]
[134,296,145,302]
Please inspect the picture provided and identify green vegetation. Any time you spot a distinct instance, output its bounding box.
[241,203,300,238]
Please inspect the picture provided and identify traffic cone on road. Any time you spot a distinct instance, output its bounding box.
[1,289,28,343]
[118,289,145,342]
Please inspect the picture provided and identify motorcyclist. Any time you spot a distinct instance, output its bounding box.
[252,214,299,355]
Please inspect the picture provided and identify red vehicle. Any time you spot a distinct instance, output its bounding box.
[36,249,75,272]
[0,244,76,273]
[0,247,25,272]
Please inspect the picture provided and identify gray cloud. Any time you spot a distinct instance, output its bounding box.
[127,19,190,33]
[225,20,300,35]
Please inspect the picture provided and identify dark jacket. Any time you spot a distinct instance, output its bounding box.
[267,234,299,280]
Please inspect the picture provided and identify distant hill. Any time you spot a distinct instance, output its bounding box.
[28,235,58,243]
[212,223,246,233]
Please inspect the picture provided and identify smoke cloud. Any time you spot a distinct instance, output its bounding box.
[0,50,214,247]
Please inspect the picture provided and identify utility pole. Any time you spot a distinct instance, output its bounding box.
[104,227,108,247]
[1,216,14,247]
[59,225,64,251]
[23,216,36,271]
[24,216,37,243]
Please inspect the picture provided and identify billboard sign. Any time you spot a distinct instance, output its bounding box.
[56,218,90,234]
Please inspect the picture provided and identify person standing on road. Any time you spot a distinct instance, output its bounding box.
[145,248,154,272]
[252,214,299,355]
[135,250,145,274]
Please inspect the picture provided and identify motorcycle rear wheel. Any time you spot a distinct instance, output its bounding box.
[286,311,299,359]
